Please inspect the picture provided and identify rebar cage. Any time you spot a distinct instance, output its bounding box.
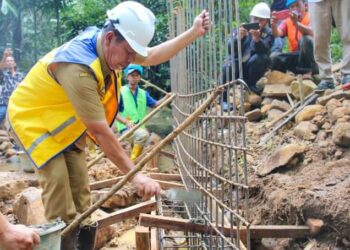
[159,0,251,249]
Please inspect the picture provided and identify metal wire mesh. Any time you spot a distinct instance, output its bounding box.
[159,0,251,249]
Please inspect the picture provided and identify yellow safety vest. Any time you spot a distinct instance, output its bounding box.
[8,27,121,169]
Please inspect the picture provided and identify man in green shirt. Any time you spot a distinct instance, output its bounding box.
[116,64,160,160]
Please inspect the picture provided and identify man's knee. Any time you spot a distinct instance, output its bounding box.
[248,54,270,67]
[270,52,282,69]
[299,35,314,51]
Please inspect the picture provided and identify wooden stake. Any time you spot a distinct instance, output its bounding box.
[61,89,220,238]
[135,226,150,250]
[141,78,169,95]
[87,93,176,168]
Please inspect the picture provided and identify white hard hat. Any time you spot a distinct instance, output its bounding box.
[250,2,271,19]
[107,1,156,57]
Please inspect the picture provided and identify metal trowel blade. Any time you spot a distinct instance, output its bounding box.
[161,188,201,203]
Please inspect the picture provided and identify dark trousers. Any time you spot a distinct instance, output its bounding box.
[221,53,270,96]
[270,35,318,75]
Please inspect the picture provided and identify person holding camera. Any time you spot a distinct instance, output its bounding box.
[0,48,24,125]
[221,2,273,95]
[271,0,317,77]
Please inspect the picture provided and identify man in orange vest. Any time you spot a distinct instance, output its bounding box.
[270,0,317,76]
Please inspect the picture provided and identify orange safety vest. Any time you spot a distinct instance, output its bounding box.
[285,12,310,52]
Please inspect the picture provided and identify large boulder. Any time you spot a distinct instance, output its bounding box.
[13,187,47,225]
[266,70,295,85]
[258,144,306,176]
[291,79,316,100]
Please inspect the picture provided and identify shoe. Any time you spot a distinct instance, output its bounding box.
[341,75,350,85]
[61,226,80,250]
[130,143,143,161]
[315,80,335,91]
[77,222,98,250]
[250,85,263,95]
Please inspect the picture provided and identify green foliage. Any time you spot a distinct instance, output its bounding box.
[60,0,118,41]
[330,28,343,63]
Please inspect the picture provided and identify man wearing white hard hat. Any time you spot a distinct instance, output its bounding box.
[6,1,210,249]
[222,2,273,95]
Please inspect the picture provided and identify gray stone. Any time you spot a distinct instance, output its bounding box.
[258,144,306,176]
[246,109,262,122]
[332,122,350,148]
[294,121,318,141]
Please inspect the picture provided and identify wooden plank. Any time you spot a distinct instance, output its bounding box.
[150,210,159,250]
[139,214,311,239]
[90,173,180,190]
[156,180,184,189]
[135,226,150,250]
[90,176,123,190]
[97,200,156,228]
[149,173,182,182]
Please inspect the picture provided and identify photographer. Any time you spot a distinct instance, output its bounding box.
[270,0,317,77]
[0,48,24,125]
[222,2,273,95]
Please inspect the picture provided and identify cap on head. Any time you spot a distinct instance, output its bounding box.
[286,0,298,8]
[124,64,143,76]
[107,1,155,57]
[250,2,271,19]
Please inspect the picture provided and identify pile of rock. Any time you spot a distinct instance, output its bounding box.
[0,130,17,159]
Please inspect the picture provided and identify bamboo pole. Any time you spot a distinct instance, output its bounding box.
[141,78,168,95]
[87,93,176,168]
[61,88,220,237]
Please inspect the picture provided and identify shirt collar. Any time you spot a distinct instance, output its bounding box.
[96,33,112,79]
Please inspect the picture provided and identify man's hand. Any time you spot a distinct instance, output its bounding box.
[3,48,12,58]
[271,11,277,28]
[250,29,260,42]
[0,223,40,250]
[132,173,161,200]
[290,11,299,25]
[239,26,248,39]
[125,121,134,129]
[192,10,210,37]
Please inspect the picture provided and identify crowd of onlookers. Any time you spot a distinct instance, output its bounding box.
[222,0,350,96]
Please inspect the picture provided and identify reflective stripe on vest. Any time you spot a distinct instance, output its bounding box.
[117,85,147,132]
[8,27,121,169]
[286,12,310,52]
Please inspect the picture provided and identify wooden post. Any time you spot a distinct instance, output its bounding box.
[135,226,150,250]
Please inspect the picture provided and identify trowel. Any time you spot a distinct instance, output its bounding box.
[160,188,202,204]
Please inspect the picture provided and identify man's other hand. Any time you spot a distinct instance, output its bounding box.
[132,173,161,200]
